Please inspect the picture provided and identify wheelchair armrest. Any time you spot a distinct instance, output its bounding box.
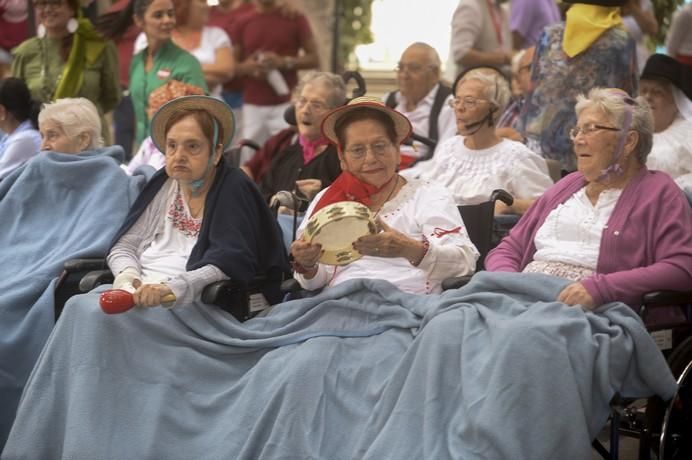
[79,270,114,292]
[642,290,692,307]
[201,279,247,305]
[63,258,107,272]
[490,189,514,207]
[280,278,301,294]
[441,275,473,291]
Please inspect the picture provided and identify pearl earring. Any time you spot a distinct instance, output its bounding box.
[37,24,46,38]
[67,18,78,34]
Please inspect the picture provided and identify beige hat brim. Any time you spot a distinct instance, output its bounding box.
[150,95,235,152]
[320,101,412,147]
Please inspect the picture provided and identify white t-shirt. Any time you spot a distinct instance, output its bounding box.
[134,26,232,98]
[294,178,479,294]
[402,136,553,205]
[532,187,622,269]
[382,84,457,161]
[647,116,692,192]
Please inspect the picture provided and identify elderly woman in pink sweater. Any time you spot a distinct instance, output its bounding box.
[486,87,692,316]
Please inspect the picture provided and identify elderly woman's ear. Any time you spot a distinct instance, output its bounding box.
[623,130,640,159]
[77,132,93,151]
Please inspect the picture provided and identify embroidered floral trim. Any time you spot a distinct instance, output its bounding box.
[167,190,201,238]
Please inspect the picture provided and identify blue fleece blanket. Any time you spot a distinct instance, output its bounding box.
[0,147,146,448]
[2,272,676,460]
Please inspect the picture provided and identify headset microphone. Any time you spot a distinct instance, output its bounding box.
[462,106,497,134]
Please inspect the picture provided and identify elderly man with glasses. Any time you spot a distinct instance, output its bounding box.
[383,42,457,167]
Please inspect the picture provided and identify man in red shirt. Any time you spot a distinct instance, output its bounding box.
[231,0,319,161]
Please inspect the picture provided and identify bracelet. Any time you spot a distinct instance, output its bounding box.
[292,260,318,274]
[410,235,430,267]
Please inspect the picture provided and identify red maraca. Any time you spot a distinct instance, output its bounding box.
[99,289,176,314]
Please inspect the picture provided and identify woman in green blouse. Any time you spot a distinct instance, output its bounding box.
[11,0,120,144]
[99,0,208,149]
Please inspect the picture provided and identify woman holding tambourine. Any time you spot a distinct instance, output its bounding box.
[290,96,479,294]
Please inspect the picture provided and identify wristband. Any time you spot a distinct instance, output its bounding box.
[292,260,318,274]
[410,235,430,267]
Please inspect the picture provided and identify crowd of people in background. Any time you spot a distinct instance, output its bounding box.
[0,0,692,456]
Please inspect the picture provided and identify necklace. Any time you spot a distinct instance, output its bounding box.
[370,175,400,218]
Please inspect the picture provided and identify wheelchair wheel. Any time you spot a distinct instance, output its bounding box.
[659,336,692,460]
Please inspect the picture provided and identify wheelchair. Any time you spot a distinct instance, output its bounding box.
[53,258,288,322]
[592,291,692,460]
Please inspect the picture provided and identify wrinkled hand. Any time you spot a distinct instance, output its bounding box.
[353,219,426,264]
[494,200,513,215]
[557,282,596,310]
[291,239,322,269]
[295,179,322,201]
[133,283,174,308]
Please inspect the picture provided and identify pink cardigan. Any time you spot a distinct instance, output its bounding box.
[486,168,692,307]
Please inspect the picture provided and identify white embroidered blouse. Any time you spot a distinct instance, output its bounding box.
[293,178,479,294]
[402,136,553,205]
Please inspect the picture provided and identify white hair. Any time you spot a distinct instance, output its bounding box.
[575,88,654,163]
[293,71,347,109]
[38,97,103,149]
[456,68,511,122]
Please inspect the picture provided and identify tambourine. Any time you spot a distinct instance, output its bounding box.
[303,201,377,265]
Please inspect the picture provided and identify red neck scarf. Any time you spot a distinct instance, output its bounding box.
[310,171,394,217]
[298,134,329,164]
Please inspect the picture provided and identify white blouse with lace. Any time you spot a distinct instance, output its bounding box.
[646,116,692,192]
[402,136,553,205]
[293,178,479,294]
[531,187,622,269]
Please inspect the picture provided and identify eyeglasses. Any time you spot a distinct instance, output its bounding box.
[568,123,621,140]
[395,63,435,75]
[447,96,489,110]
[295,97,329,112]
[344,141,393,159]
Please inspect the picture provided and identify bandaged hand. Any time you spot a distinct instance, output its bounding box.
[112,267,142,293]
[557,282,596,310]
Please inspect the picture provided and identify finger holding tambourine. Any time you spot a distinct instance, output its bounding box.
[353,218,413,258]
[290,239,323,268]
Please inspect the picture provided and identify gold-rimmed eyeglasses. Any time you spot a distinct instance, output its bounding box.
[344,141,393,159]
[568,123,621,141]
[447,96,489,110]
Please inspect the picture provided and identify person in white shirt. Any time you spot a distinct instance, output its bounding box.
[402,66,553,214]
[383,42,457,167]
[0,77,40,179]
[290,97,478,294]
[639,53,692,193]
[450,0,513,76]
[666,2,692,65]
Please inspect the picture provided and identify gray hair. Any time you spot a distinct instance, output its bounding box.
[38,98,103,149]
[456,68,511,122]
[293,71,347,109]
[575,88,653,163]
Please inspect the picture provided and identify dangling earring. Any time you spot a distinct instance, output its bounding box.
[37,24,46,38]
[67,18,78,34]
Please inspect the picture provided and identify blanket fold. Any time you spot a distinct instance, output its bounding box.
[2,272,676,460]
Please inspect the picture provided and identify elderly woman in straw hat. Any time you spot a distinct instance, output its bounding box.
[291,96,479,294]
[103,95,288,308]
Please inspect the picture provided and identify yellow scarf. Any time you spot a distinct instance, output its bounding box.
[562,4,623,58]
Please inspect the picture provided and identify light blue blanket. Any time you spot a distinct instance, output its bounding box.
[0,147,146,447]
[2,272,676,460]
